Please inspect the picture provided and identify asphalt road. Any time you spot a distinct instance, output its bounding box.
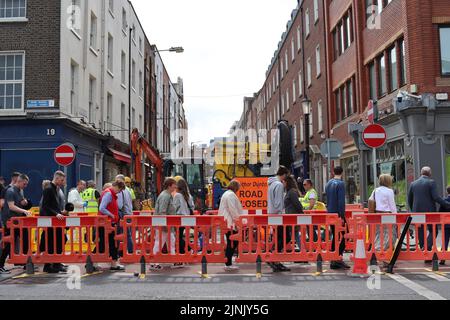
[0,261,449,300]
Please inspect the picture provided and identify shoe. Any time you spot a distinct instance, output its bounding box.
[294,261,309,264]
[330,261,343,270]
[171,263,185,269]
[224,265,239,271]
[110,265,125,271]
[43,264,59,274]
[149,264,163,271]
[277,264,291,272]
[53,264,68,273]
[339,261,351,270]
[440,260,446,266]
[0,267,11,274]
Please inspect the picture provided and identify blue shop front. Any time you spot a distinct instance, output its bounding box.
[0,118,106,205]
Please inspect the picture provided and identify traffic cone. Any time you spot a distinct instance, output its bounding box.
[349,231,369,277]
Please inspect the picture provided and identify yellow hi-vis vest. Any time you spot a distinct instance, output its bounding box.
[301,189,318,211]
[82,188,98,213]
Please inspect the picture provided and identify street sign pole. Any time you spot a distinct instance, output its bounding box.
[327,139,331,182]
[373,147,377,189]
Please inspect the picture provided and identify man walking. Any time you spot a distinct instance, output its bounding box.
[408,167,450,260]
[68,180,87,213]
[40,171,68,273]
[326,166,350,270]
[267,166,291,272]
[0,174,33,274]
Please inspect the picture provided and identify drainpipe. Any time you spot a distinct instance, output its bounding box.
[100,0,106,131]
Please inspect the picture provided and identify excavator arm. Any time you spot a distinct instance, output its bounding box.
[131,129,164,194]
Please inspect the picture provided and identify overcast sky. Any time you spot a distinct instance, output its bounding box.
[131,0,298,144]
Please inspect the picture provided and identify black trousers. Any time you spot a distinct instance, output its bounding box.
[276,226,292,253]
[39,228,64,254]
[0,227,29,267]
[179,227,189,254]
[331,216,347,256]
[225,231,239,266]
[418,225,435,252]
[98,227,118,261]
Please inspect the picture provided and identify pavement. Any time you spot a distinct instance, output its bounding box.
[1,259,449,300]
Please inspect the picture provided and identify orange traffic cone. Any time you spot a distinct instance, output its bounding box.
[349,231,369,277]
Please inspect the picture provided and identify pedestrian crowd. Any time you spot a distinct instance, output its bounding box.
[0,164,449,275]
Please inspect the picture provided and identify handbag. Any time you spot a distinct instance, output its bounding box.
[368,189,377,213]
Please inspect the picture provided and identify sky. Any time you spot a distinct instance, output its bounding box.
[131,0,298,144]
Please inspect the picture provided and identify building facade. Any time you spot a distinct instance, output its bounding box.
[0,0,187,203]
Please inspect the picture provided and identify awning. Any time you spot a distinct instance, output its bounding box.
[108,148,131,164]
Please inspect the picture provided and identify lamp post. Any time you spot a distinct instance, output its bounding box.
[302,97,312,179]
[129,26,135,179]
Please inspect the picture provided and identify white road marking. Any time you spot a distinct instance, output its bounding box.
[421,273,450,282]
[387,274,446,300]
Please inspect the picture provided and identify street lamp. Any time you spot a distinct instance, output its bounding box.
[302,97,312,179]
[157,47,184,53]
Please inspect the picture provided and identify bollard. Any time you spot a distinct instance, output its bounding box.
[139,256,146,279]
[201,256,208,278]
[25,257,35,275]
[316,254,323,275]
[85,255,94,274]
[432,253,439,272]
[256,255,262,279]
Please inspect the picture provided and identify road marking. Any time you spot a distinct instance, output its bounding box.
[420,272,450,282]
[387,274,446,300]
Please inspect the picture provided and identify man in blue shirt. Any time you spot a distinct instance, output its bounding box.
[325,166,350,270]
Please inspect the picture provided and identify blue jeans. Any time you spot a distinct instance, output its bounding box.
[116,225,134,254]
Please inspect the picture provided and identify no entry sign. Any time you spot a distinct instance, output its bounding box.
[363,124,387,149]
[54,143,76,167]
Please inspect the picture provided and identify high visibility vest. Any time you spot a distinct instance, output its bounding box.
[82,188,98,213]
[126,186,136,201]
[301,189,318,210]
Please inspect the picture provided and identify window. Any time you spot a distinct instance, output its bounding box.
[0,53,24,110]
[139,70,143,97]
[340,22,345,54]
[70,60,79,114]
[293,123,298,146]
[132,24,136,43]
[276,69,279,87]
[90,12,97,50]
[347,79,354,115]
[107,34,113,74]
[297,26,302,52]
[285,51,289,73]
[400,39,406,84]
[309,113,313,138]
[139,115,143,133]
[108,0,114,13]
[316,45,321,77]
[300,118,304,143]
[286,90,290,111]
[378,54,387,96]
[335,90,342,122]
[0,0,27,19]
[342,84,348,118]
[131,59,136,89]
[318,100,323,133]
[121,51,126,85]
[122,8,127,32]
[121,103,126,141]
[70,0,81,34]
[439,27,450,76]
[314,0,319,23]
[139,37,143,54]
[369,62,376,100]
[298,72,303,97]
[332,9,354,59]
[305,9,310,37]
[106,93,112,131]
[88,76,96,123]
[389,46,398,91]
[291,39,295,62]
[346,13,353,48]
[307,58,312,87]
[292,81,296,103]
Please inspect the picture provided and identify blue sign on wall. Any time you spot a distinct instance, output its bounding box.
[27,100,55,108]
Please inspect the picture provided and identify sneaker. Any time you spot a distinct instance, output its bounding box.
[171,263,185,269]
[0,267,11,274]
[330,261,344,270]
[224,265,239,271]
[277,264,291,272]
[110,265,125,271]
[440,260,446,266]
[339,261,351,270]
[149,264,163,271]
[43,264,59,274]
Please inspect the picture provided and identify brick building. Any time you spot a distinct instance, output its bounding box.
[326,0,450,203]
[238,0,330,194]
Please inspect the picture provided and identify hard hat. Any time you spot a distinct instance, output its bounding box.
[125,177,132,184]
[173,176,183,182]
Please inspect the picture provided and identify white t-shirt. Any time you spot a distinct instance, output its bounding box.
[68,188,85,212]
[369,186,397,213]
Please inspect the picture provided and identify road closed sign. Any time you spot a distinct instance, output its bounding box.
[235,177,268,210]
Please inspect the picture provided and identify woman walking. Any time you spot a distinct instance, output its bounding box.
[173,178,195,261]
[219,180,243,271]
[284,176,304,253]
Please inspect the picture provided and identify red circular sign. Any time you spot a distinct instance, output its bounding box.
[363,124,387,149]
[54,143,76,167]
